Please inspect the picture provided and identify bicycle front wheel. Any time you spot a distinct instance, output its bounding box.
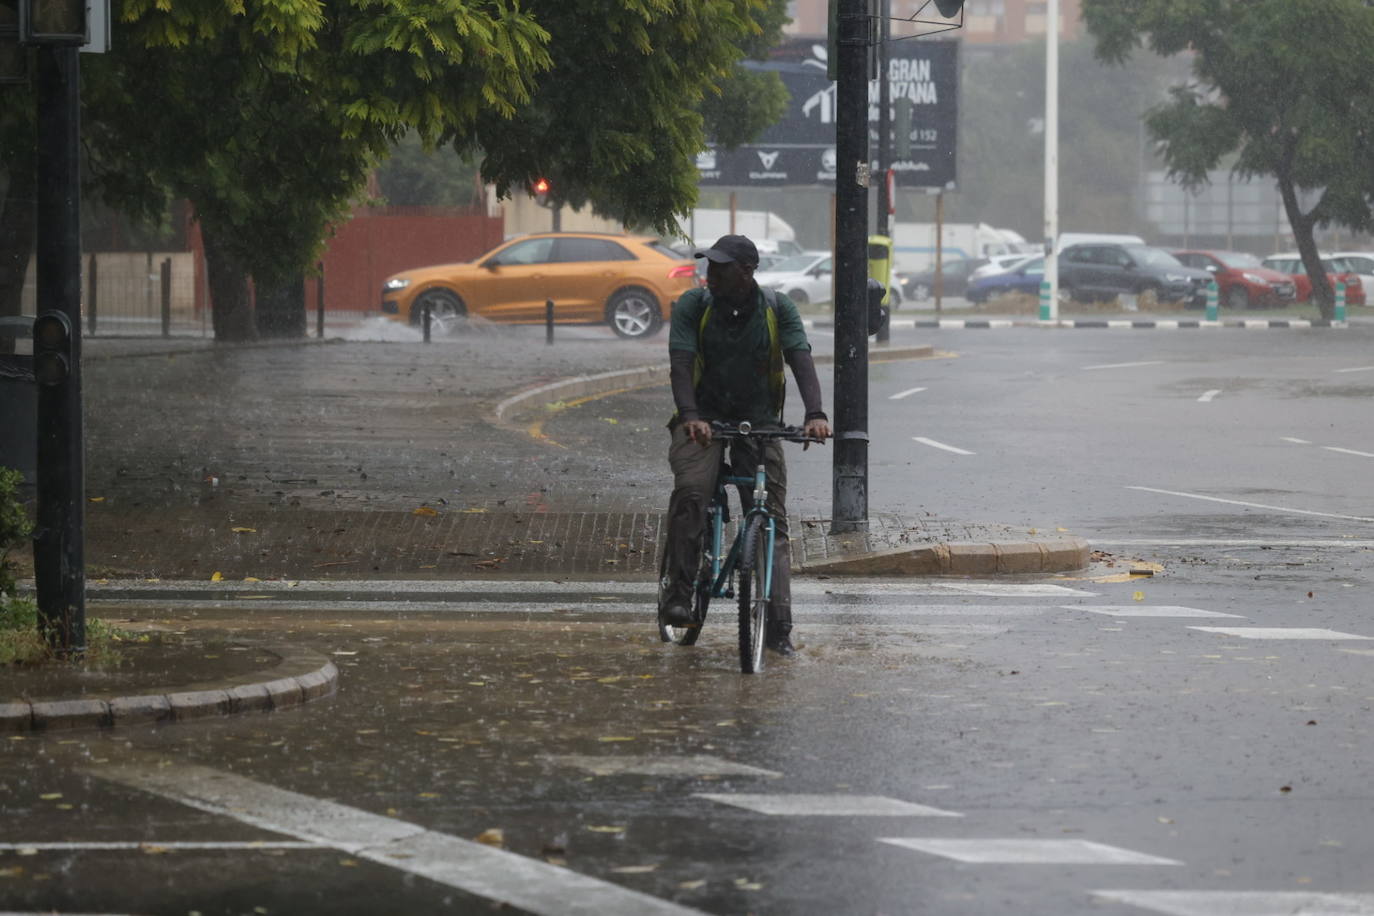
[660,532,710,646]
[737,516,769,674]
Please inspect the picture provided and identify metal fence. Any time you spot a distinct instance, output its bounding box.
[14,251,206,337]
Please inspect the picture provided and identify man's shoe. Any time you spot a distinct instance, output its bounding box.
[659,602,693,627]
[765,633,795,657]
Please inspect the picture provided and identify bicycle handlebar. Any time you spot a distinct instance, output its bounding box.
[710,420,822,444]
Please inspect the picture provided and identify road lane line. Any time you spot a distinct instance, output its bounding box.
[1324,446,1374,458]
[695,794,962,817]
[91,763,703,916]
[1197,389,1221,402]
[1334,365,1374,373]
[889,386,928,400]
[913,436,975,455]
[0,841,320,851]
[1189,626,1374,640]
[1092,891,1374,915]
[878,838,1180,865]
[1126,485,1374,523]
[1081,360,1165,371]
[1280,437,1311,444]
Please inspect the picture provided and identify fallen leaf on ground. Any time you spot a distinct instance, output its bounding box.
[413,507,439,517]
[475,828,504,847]
[210,571,223,581]
[586,825,626,833]
[597,736,635,742]
[231,527,257,533]
[611,865,658,874]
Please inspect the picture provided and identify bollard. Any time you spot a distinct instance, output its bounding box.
[316,270,325,339]
[545,299,554,345]
[86,253,98,336]
[1335,280,1347,323]
[1205,280,1218,322]
[1039,280,1051,321]
[422,302,432,343]
[160,258,172,338]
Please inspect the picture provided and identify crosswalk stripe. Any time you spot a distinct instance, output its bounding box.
[878,838,1180,865]
[1068,605,1244,618]
[1091,890,1374,916]
[90,763,703,916]
[548,755,782,778]
[696,794,961,817]
[1189,626,1374,640]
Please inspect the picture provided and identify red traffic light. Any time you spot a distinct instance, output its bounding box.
[533,178,550,194]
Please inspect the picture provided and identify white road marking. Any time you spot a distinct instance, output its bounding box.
[1092,538,1374,548]
[889,386,928,400]
[695,794,961,817]
[877,838,1180,865]
[1324,445,1374,458]
[1333,365,1374,373]
[1197,389,1221,402]
[548,755,782,778]
[91,763,702,916]
[1082,360,1165,371]
[1126,485,1374,523]
[0,841,319,851]
[796,604,1050,617]
[1069,605,1244,618]
[938,583,1091,596]
[1091,890,1374,916]
[912,436,975,455]
[1189,626,1374,640]
[1281,437,1311,444]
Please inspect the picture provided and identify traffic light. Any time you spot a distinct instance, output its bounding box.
[933,0,964,17]
[32,310,72,386]
[532,177,551,208]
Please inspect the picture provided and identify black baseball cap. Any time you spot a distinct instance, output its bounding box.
[695,234,759,269]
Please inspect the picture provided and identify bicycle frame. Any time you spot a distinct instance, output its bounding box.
[704,459,776,605]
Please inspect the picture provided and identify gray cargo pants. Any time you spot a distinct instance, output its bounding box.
[658,424,792,634]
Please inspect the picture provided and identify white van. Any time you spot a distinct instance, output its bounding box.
[1055,232,1145,253]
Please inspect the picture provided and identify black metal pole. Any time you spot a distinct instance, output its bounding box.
[831,0,870,534]
[875,0,892,345]
[316,269,324,339]
[33,45,85,654]
[160,258,171,337]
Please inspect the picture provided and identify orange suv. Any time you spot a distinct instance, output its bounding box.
[380,233,696,339]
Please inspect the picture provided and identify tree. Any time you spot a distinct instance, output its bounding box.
[1081,0,1374,319]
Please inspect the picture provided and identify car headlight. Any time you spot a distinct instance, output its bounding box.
[1164,273,1189,283]
[1242,272,1264,284]
[383,277,411,292]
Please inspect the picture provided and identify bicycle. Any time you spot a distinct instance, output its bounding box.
[658,421,816,674]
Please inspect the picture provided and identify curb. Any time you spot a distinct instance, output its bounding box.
[0,645,338,733]
[490,345,936,427]
[796,537,1091,577]
[804,318,1348,330]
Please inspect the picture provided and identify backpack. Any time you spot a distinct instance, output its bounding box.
[674,288,786,423]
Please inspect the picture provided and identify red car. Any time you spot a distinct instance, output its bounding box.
[1261,254,1366,306]
[1172,250,1296,309]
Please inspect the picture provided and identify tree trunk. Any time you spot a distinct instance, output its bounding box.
[1277,173,1332,321]
[201,224,256,342]
[0,162,36,357]
[254,272,306,339]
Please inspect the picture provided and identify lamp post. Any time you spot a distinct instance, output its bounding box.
[22,0,88,653]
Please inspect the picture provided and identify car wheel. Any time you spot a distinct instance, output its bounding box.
[411,289,465,333]
[607,287,662,339]
[1226,285,1250,311]
[786,289,810,306]
[911,282,931,301]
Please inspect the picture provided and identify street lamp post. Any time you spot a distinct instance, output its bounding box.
[23,0,87,653]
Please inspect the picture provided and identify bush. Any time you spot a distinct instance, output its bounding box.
[0,467,41,663]
[0,466,29,601]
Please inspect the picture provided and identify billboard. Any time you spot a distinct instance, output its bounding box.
[696,39,959,190]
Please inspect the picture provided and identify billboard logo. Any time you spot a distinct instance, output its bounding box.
[756,150,780,169]
[696,149,717,169]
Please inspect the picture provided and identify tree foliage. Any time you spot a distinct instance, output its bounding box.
[1081,0,1374,318]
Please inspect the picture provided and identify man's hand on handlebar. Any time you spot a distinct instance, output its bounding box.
[684,419,714,446]
[802,417,831,450]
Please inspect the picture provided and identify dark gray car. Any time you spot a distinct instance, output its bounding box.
[1059,242,1212,306]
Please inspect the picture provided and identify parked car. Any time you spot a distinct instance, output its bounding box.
[753,251,833,306]
[1171,250,1296,309]
[1329,251,1374,302]
[1058,243,1212,306]
[965,256,1044,303]
[968,253,1039,284]
[1260,253,1366,306]
[380,233,696,339]
[900,257,989,301]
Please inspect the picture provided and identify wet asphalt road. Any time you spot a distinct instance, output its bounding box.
[5,321,1374,914]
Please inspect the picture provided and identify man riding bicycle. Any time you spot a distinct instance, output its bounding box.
[659,234,831,656]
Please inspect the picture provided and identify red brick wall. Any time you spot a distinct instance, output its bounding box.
[311,206,505,312]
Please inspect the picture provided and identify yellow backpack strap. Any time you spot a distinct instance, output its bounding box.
[693,304,712,389]
[761,289,785,418]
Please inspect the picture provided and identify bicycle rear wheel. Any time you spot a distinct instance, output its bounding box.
[660,533,710,646]
[737,516,769,674]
